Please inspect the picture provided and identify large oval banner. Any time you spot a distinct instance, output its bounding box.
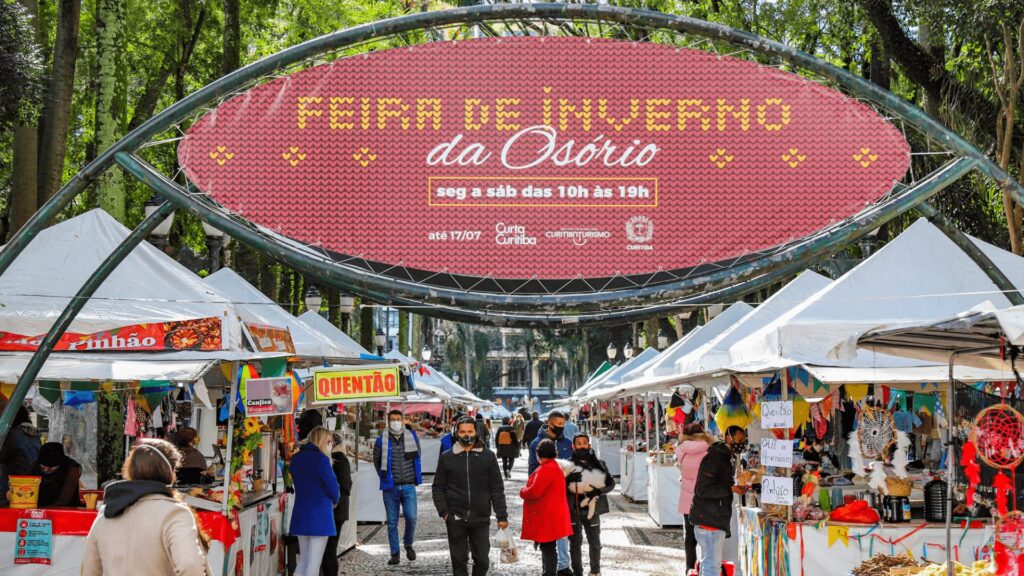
[179,36,910,282]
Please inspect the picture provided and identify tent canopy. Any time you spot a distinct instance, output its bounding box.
[383,350,484,404]
[206,268,361,360]
[297,311,371,356]
[576,347,660,401]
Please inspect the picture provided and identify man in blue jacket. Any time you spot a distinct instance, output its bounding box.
[527,411,574,576]
[374,409,422,566]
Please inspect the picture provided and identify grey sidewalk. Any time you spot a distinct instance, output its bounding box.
[337,456,688,575]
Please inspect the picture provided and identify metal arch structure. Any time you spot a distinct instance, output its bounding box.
[3,3,1024,441]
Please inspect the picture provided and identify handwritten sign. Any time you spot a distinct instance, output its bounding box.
[760,401,794,429]
[761,475,794,506]
[760,438,794,468]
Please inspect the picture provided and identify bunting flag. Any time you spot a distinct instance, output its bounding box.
[261,357,288,378]
[290,371,305,412]
[914,393,937,415]
[846,384,869,402]
[887,390,907,412]
[827,525,850,548]
[235,364,260,415]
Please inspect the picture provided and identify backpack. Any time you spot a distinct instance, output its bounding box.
[496,430,513,446]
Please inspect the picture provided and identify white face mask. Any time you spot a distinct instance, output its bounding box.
[389,421,404,434]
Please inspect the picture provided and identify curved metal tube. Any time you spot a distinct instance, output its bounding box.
[0,202,175,449]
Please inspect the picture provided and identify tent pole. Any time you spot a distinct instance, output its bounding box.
[0,201,175,449]
[945,352,958,576]
[222,361,240,514]
[654,393,662,451]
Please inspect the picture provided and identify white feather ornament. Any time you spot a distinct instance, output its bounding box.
[869,461,888,495]
[892,431,911,479]
[848,432,868,476]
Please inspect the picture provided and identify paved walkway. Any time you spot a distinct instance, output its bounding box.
[337,457,688,575]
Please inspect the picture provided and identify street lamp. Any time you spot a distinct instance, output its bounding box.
[304,286,322,315]
[421,344,432,363]
[144,195,175,251]
[452,372,460,384]
[200,221,226,272]
[657,329,669,350]
[338,294,355,332]
[623,341,634,359]
[606,341,617,362]
[374,329,386,356]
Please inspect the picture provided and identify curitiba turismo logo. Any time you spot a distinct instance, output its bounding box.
[545,227,612,246]
[625,216,654,250]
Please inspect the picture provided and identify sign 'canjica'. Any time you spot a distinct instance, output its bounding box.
[178,36,910,282]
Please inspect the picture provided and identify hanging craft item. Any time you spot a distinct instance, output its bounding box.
[996,511,1024,576]
[971,403,1024,470]
[714,385,752,433]
[757,373,809,439]
[857,406,894,460]
[961,440,982,507]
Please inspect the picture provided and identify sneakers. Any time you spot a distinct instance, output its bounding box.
[556,569,574,576]
[388,553,400,565]
[405,546,416,561]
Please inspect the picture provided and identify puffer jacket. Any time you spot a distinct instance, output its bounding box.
[675,435,711,514]
[688,441,736,536]
[431,440,508,524]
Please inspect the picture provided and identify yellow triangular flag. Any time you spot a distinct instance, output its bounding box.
[845,384,868,401]
[827,525,849,548]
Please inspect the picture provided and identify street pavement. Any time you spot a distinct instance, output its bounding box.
[337,456,688,575]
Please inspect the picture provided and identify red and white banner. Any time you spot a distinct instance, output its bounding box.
[0,317,223,352]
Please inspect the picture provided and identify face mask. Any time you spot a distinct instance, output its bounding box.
[550,426,565,438]
[458,435,476,447]
[729,439,748,455]
[389,421,404,434]
[573,448,592,460]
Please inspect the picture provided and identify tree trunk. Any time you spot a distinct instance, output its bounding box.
[222,0,240,76]
[398,310,409,355]
[8,0,40,237]
[36,0,81,210]
[360,303,374,353]
[93,0,128,221]
[917,19,944,119]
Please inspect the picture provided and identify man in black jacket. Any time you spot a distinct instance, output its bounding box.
[565,434,615,576]
[688,426,748,576]
[432,417,509,576]
[523,411,543,446]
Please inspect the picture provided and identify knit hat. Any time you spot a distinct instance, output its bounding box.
[38,442,66,467]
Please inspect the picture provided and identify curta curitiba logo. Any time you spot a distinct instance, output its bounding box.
[625,216,654,250]
[495,223,538,246]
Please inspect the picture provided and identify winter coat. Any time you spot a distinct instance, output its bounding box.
[331,450,354,527]
[432,440,508,525]
[519,459,573,544]
[527,427,573,475]
[513,418,526,443]
[675,436,711,514]
[565,455,616,522]
[290,443,341,536]
[523,418,543,445]
[494,425,520,459]
[688,442,736,535]
[373,430,422,490]
[83,481,213,576]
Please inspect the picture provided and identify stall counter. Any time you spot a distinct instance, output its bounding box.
[420,437,442,475]
[355,464,386,523]
[595,438,622,476]
[647,459,685,527]
[619,449,649,502]
[738,507,994,576]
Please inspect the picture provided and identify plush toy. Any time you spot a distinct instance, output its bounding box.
[800,469,820,506]
[557,460,610,520]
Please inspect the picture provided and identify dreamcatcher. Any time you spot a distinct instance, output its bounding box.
[857,406,894,460]
[965,403,1024,517]
[996,511,1024,575]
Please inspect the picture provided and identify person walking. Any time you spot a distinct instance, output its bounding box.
[512,412,527,444]
[373,409,422,565]
[82,439,212,575]
[565,434,615,576]
[523,411,543,447]
[675,423,712,575]
[528,411,574,576]
[474,414,491,448]
[432,417,509,576]
[290,426,341,576]
[494,417,520,480]
[689,426,748,576]
[521,439,574,576]
[439,413,463,453]
[32,442,83,508]
[320,432,353,576]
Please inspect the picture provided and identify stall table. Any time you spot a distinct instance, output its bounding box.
[738,507,994,576]
[355,464,386,523]
[619,449,649,502]
[647,458,685,527]
[420,436,442,475]
[595,438,622,476]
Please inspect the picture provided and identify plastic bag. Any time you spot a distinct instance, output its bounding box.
[492,528,513,549]
[500,546,520,564]
[828,499,880,524]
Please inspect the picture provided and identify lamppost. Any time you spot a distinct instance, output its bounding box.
[374,329,386,356]
[421,344,432,364]
[657,329,669,350]
[304,286,322,316]
[145,195,225,272]
[452,372,460,384]
[337,294,355,332]
[606,341,617,364]
[144,195,175,253]
[623,341,634,360]
[201,220,226,272]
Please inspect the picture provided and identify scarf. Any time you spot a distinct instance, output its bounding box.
[380,430,419,473]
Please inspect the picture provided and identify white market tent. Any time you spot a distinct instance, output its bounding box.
[724,218,1024,386]
[298,311,371,357]
[575,347,660,401]
[590,302,754,400]
[383,350,485,404]
[0,210,278,383]
[205,268,363,361]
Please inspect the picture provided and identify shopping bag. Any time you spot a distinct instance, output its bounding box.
[492,527,513,549]
[500,546,520,564]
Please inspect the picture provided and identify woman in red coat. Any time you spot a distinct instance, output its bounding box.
[520,439,573,576]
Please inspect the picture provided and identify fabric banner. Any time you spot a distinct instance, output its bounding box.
[0,317,223,352]
[243,323,296,354]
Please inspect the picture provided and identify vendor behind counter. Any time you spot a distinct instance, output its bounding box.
[32,442,83,508]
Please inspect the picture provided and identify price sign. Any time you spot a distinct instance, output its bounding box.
[760,438,794,468]
[761,475,794,506]
[760,401,794,429]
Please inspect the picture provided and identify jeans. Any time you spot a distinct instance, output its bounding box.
[445,518,490,576]
[569,515,601,576]
[556,536,569,570]
[540,541,559,576]
[382,484,418,555]
[296,535,329,576]
[683,515,698,573]
[694,526,725,576]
